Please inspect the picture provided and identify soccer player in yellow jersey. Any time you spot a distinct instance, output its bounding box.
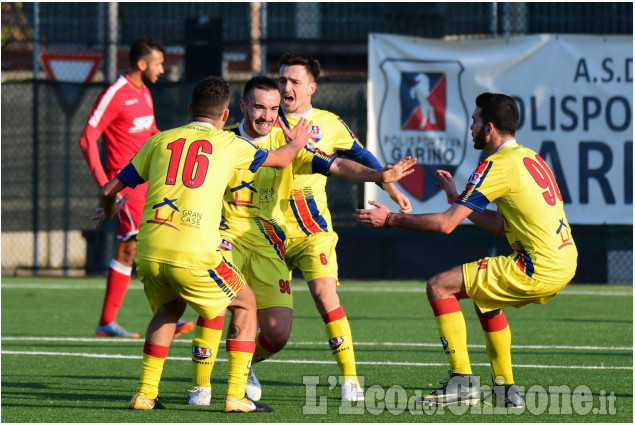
[187,76,417,405]
[240,53,413,402]
[355,93,578,408]
[92,76,315,413]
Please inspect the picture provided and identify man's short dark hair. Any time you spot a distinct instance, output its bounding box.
[191,76,230,120]
[278,52,321,82]
[475,93,519,136]
[129,37,165,67]
[243,76,279,102]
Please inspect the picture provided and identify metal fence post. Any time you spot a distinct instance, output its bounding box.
[32,2,40,274]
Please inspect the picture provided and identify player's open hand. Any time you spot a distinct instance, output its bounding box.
[381,156,417,183]
[354,200,391,227]
[281,117,314,148]
[92,193,129,229]
[435,169,459,204]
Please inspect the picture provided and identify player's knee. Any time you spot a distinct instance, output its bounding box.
[426,275,442,301]
[262,327,290,349]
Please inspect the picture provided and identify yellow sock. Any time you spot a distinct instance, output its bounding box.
[323,306,359,386]
[225,339,255,399]
[253,331,283,362]
[479,311,514,384]
[137,342,169,400]
[430,298,472,375]
[191,315,225,387]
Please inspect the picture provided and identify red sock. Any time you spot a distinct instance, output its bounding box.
[99,260,132,325]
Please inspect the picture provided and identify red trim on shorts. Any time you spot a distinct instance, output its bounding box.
[197,314,225,330]
[322,306,346,324]
[257,332,283,354]
[478,312,509,332]
[226,339,256,353]
[143,342,169,358]
[430,298,461,317]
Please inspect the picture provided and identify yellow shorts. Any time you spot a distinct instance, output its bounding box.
[463,254,570,313]
[221,238,294,310]
[285,232,339,284]
[135,256,245,319]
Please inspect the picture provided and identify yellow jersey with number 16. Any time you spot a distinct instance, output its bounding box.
[117,122,268,269]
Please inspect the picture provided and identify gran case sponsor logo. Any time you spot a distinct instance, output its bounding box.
[377,60,468,201]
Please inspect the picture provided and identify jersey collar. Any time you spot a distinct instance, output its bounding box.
[281,105,314,119]
[238,121,269,143]
[497,139,517,151]
[190,121,214,128]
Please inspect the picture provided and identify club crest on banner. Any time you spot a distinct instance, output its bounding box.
[377,60,469,201]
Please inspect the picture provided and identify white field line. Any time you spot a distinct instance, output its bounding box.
[1,282,632,296]
[1,336,632,351]
[0,350,631,370]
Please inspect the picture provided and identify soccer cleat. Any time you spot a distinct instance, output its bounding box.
[174,319,195,338]
[128,392,167,410]
[96,321,140,338]
[483,383,525,409]
[341,379,365,402]
[245,368,262,401]
[223,394,273,413]
[417,371,481,406]
[188,386,211,406]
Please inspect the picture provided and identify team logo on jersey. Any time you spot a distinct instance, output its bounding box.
[376,60,468,201]
[192,346,212,360]
[329,336,344,350]
[309,125,323,143]
[467,171,483,187]
[219,238,233,251]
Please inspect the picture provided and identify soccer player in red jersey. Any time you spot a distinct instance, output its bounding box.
[79,37,193,338]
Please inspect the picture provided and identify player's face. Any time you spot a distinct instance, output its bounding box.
[278,64,316,114]
[470,106,487,150]
[241,88,280,138]
[140,50,165,85]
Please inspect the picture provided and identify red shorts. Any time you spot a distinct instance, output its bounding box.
[116,182,147,241]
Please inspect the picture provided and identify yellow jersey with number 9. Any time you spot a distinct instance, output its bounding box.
[456,142,577,284]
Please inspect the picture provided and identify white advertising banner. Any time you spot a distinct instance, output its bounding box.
[366,34,633,224]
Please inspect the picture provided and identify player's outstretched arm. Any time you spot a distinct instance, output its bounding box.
[92,178,128,229]
[262,117,313,169]
[354,200,472,234]
[328,156,417,184]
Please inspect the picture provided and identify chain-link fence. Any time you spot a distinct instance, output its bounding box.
[1,2,633,283]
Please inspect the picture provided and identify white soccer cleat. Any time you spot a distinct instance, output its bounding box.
[245,368,262,401]
[341,379,365,402]
[188,386,211,406]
